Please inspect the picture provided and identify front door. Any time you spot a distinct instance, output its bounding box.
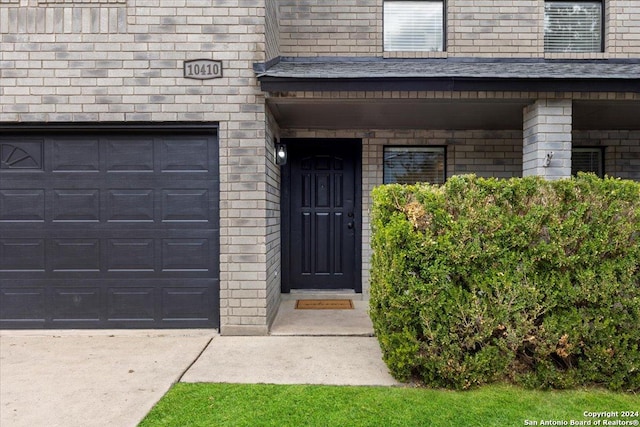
[282,139,361,292]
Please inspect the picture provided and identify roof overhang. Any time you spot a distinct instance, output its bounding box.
[260,76,639,93]
[256,57,640,93]
[256,58,640,130]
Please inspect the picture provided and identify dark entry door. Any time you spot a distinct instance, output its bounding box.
[282,140,361,291]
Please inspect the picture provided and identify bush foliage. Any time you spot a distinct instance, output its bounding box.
[369,174,640,391]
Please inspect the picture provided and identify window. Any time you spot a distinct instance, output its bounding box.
[572,147,604,177]
[384,146,446,184]
[544,1,603,52]
[384,1,444,52]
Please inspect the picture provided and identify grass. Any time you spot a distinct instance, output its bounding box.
[139,383,639,427]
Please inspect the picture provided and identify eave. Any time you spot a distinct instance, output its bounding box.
[256,57,640,93]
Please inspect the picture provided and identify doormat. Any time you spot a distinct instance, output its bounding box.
[295,299,354,310]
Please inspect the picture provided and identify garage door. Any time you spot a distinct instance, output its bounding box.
[0,127,219,328]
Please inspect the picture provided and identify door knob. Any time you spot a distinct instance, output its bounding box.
[347,221,354,229]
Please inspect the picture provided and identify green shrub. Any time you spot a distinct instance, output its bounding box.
[370,174,640,391]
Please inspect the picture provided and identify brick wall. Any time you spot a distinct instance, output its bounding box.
[448,0,541,58]
[0,0,276,334]
[607,0,640,57]
[1,0,266,122]
[275,0,640,59]
[265,108,281,328]
[447,130,523,177]
[523,99,573,180]
[278,0,380,57]
[573,130,640,180]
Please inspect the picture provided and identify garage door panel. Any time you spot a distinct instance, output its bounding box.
[2,189,216,226]
[0,130,219,328]
[106,138,155,172]
[1,228,218,240]
[0,139,44,170]
[107,189,155,222]
[0,278,219,327]
[162,287,212,321]
[0,239,46,272]
[52,287,102,321]
[0,189,45,222]
[107,288,156,320]
[160,137,210,172]
[0,288,46,320]
[49,239,101,272]
[106,239,155,272]
[161,239,210,272]
[52,138,100,172]
[161,189,210,222]
[52,189,100,222]
[0,234,217,277]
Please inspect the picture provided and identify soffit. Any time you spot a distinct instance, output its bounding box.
[267,98,640,131]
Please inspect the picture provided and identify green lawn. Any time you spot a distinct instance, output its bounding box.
[140,383,639,427]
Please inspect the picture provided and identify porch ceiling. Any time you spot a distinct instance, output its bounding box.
[573,100,640,130]
[267,98,640,131]
[267,99,531,130]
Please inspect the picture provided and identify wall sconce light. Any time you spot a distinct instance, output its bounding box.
[544,151,554,167]
[275,143,287,166]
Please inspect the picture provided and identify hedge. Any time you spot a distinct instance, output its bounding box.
[369,174,640,391]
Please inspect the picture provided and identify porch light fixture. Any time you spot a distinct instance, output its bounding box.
[275,142,287,166]
[544,151,554,167]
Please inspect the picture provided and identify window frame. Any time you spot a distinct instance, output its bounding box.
[383,145,447,185]
[572,146,605,178]
[383,0,447,53]
[544,0,605,53]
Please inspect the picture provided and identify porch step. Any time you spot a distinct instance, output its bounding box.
[281,290,365,302]
[270,299,374,337]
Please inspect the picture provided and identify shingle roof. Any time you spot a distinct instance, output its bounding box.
[256,57,640,92]
[258,58,640,80]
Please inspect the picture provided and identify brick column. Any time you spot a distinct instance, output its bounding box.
[523,99,572,180]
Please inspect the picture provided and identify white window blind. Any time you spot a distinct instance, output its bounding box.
[384,1,444,52]
[572,148,603,177]
[384,147,446,185]
[544,1,602,52]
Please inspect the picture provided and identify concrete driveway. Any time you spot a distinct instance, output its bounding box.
[0,330,214,427]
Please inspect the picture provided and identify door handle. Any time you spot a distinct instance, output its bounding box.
[347,211,355,229]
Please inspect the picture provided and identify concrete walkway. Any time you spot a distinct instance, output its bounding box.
[183,298,399,386]
[0,299,400,427]
[181,335,399,386]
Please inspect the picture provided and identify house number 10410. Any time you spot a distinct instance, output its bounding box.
[183,59,223,80]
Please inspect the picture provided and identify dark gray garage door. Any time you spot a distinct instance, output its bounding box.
[0,126,219,328]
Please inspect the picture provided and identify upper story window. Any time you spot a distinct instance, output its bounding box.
[384,146,446,185]
[544,1,603,52]
[384,1,445,52]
